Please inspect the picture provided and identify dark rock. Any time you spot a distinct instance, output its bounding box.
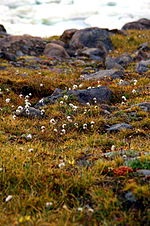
[134,42,150,61]
[136,60,150,73]
[0,24,7,33]
[0,51,16,61]
[105,54,133,69]
[136,169,150,176]
[69,27,113,52]
[137,102,150,112]
[35,86,113,108]
[105,57,124,70]
[81,69,124,80]
[60,28,78,45]
[76,47,107,61]
[106,123,133,132]
[0,35,46,57]
[43,43,69,58]
[125,191,136,202]
[122,18,150,30]
[15,106,45,118]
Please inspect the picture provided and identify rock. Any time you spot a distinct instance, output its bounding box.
[136,169,150,177]
[81,69,124,80]
[60,28,78,46]
[105,57,124,70]
[0,24,7,33]
[35,86,113,108]
[106,123,133,132]
[125,191,136,202]
[105,53,133,69]
[0,51,16,61]
[0,35,46,57]
[136,60,150,73]
[43,43,69,58]
[69,27,113,52]
[76,47,107,61]
[137,102,150,112]
[15,106,45,118]
[122,18,150,30]
[134,42,150,61]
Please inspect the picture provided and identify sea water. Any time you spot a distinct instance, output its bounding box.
[0,0,150,37]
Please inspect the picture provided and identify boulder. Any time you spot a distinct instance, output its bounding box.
[137,102,150,112]
[43,43,69,58]
[76,46,107,61]
[15,106,45,118]
[134,42,150,61]
[81,69,124,80]
[69,27,113,52]
[35,86,113,108]
[136,60,150,73]
[106,123,133,132]
[0,35,46,57]
[122,18,150,30]
[0,24,7,33]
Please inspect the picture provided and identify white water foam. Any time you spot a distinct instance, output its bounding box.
[0,0,150,37]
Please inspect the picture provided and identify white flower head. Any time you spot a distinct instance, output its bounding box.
[67,116,72,122]
[58,162,65,168]
[5,195,13,202]
[63,95,68,101]
[5,98,10,103]
[122,96,127,101]
[83,123,87,130]
[60,129,66,135]
[132,89,136,94]
[72,84,78,90]
[26,134,32,140]
[50,118,56,125]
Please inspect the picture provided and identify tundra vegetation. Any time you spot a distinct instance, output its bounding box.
[0,30,150,225]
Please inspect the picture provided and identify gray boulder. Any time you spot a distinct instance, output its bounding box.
[136,60,150,73]
[106,123,133,132]
[35,86,113,108]
[81,69,124,80]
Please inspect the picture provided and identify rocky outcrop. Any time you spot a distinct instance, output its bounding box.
[106,123,133,132]
[35,86,113,108]
[122,18,150,30]
[43,43,69,58]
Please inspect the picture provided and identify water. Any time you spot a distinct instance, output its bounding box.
[0,0,150,37]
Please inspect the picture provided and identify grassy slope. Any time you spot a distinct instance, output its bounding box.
[0,30,150,226]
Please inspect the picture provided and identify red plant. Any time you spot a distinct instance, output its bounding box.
[113,166,133,176]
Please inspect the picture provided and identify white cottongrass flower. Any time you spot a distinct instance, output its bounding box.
[39,98,44,104]
[40,83,44,87]
[5,195,13,202]
[59,100,64,105]
[122,96,127,101]
[50,118,56,125]
[12,115,16,120]
[72,84,78,90]
[74,123,79,128]
[87,207,94,213]
[63,95,68,100]
[133,79,137,85]
[83,123,87,130]
[62,124,67,129]
[5,98,10,103]
[28,148,34,153]
[40,109,45,115]
[132,89,137,94]
[45,202,53,208]
[41,126,45,130]
[111,145,116,151]
[86,102,90,106]
[25,95,30,100]
[60,129,66,135]
[77,207,83,212]
[87,86,91,89]
[58,162,65,168]
[53,128,58,133]
[26,134,32,140]
[19,94,23,98]
[67,116,72,122]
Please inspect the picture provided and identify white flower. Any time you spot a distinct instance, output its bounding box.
[63,95,68,100]
[12,115,16,120]
[67,116,72,122]
[77,207,83,212]
[122,96,127,101]
[28,148,34,153]
[25,95,30,100]
[132,89,136,94]
[60,101,64,105]
[26,134,32,140]
[40,109,45,115]
[18,106,24,111]
[86,102,90,106]
[87,86,91,89]
[58,162,65,168]
[62,124,67,129]
[87,207,94,213]
[19,94,23,98]
[83,123,87,130]
[72,84,78,90]
[111,145,116,151]
[60,129,66,135]
[41,126,45,130]
[5,195,13,202]
[5,98,10,103]
[53,128,58,133]
[40,83,44,87]
[45,202,53,208]
[50,118,56,125]
[39,98,44,103]
[74,123,79,128]
[91,121,95,125]
[133,79,137,85]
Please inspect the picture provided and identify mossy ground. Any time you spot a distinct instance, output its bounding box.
[0,30,150,225]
